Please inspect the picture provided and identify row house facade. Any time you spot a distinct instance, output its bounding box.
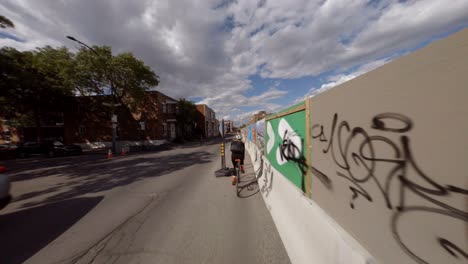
[223,120,233,133]
[64,91,178,144]
[1,91,179,146]
[195,104,218,138]
[1,101,67,144]
[0,120,19,144]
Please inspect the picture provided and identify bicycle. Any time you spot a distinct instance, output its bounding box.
[234,158,241,197]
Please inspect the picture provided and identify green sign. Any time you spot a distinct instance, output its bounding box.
[265,105,306,189]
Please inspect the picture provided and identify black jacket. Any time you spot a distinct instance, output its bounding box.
[230,140,245,158]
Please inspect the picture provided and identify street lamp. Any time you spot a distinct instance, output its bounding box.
[66,36,97,54]
[66,35,120,154]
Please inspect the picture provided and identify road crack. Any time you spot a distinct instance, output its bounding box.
[57,192,165,264]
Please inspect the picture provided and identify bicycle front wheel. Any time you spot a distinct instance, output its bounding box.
[236,168,240,197]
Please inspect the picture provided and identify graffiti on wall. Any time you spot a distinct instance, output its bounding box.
[259,161,274,197]
[255,119,265,150]
[254,119,265,164]
[265,110,308,191]
[311,112,468,264]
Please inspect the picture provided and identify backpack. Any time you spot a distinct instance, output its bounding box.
[231,141,244,154]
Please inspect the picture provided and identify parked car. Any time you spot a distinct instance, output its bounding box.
[0,143,18,159]
[17,141,83,158]
[0,166,11,210]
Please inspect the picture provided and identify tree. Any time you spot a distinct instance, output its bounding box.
[0,47,74,141]
[33,46,76,94]
[0,43,160,143]
[0,48,33,127]
[176,98,198,140]
[73,46,160,145]
[73,46,159,111]
[0,15,14,28]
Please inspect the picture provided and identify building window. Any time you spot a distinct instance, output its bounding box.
[166,102,176,114]
[78,126,86,135]
[2,130,11,142]
[163,123,167,136]
[162,103,167,113]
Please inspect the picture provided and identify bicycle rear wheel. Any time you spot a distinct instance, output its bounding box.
[236,162,241,197]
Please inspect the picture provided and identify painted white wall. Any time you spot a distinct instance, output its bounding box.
[243,29,468,264]
[308,29,468,264]
[245,140,375,264]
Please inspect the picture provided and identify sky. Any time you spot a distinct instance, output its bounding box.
[1,0,467,125]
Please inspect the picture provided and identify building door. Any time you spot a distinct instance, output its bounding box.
[170,123,176,139]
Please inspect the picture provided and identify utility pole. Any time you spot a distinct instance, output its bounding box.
[67,36,120,154]
[221,119,226,169]
[215,119,230,177]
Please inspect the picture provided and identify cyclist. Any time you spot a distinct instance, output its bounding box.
[230,134,245,185]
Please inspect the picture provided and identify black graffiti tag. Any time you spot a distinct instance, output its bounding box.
[278,129,308,192]
[311,113,468,264]
[260,162,274,197]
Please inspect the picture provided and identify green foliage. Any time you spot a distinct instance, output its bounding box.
[74,46,159,111]
[176,98,198,138]
[0,47,73,129]
[74,46,113,96]
[0,15,14,28]
[0,44,160,135]
[33,46,76,94]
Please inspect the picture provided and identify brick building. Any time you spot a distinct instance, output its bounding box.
[1,91,178,147]
[195,104,218,138]
[64,91,178,144]
[223,120,233,133]
[0,120,19,144]
[1,102,66,144]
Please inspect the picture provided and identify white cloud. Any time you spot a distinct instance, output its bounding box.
[0,0,233,100]
[198,85,286,123]
[227,0,468,79]
[305,57,392,98]
[1,0,467,122]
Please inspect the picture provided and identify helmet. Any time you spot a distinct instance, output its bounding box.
[235,134,242,140]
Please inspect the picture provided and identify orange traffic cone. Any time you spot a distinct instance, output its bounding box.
[121,147,126,156]
[107,149,113,159]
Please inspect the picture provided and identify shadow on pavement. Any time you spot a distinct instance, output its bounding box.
[0,196,103,264]
[3,139,222,176]
[173,136,226,149]
[237,171,260,198]
[8,150,214,208]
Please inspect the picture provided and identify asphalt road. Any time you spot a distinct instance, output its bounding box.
[0,138,290,264]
